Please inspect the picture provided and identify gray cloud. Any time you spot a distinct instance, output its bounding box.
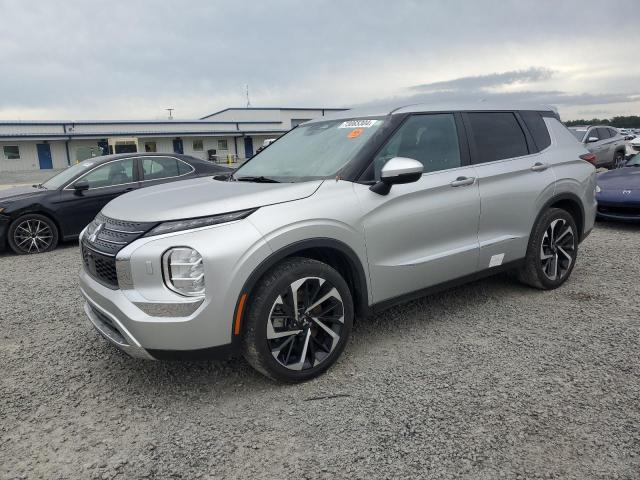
[410,67,555,92]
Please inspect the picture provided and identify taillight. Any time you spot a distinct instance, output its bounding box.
[580,153,597,166]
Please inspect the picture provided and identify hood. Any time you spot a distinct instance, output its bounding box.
[0,185,47,203]
[597,168,640,191]
[102,176,324,222]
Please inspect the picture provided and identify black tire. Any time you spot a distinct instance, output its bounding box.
[517,208,578,290]
[612,151,625,169]
[242,257,354,382]
[7,213,59,255]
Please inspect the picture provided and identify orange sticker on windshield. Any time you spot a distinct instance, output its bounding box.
[348,128,363,139]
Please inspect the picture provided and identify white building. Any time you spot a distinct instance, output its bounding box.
[0,107,347,173]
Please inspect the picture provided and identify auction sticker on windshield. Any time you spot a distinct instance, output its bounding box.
[339,120,378,129]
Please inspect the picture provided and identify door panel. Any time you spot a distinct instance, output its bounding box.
[54,158,140,237]
[357,168,480,302]
[36,143,53,170]
[473,154,556,268]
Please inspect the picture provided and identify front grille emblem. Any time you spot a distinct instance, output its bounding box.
[622,190,631,195]
[89,223,104,243]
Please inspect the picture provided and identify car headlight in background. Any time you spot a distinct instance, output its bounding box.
[595,185,601,193]
[162,247,205,297]
[145,209,257,237]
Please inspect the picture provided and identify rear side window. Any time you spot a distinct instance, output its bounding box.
[608,128,619,137]
[466,112,529,164]
[142,156,189,180]
[597,127,611,139]
[520,111,552,151]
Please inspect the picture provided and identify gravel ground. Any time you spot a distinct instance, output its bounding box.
[1,222,639,479]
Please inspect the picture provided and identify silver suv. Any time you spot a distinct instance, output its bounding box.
[79,104,597,382]
[568,125,626,168]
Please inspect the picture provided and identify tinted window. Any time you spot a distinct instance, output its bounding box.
[78,159,135,189]
[467,112,529,163]
[609,128,619,138]
[597,128,611,139]
[587,129,600,141]
[373,114,461,178]
[520,111,551,151]
[178,160,193,175]
[142,157,184,180]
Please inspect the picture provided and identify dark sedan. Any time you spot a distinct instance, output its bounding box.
[596,155,640,222]
[0,153,230,254]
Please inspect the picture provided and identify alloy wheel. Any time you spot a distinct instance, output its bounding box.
[540,218,575,281]
[13,219,53,253]
[614,153,625,168]
[267,276,345,371]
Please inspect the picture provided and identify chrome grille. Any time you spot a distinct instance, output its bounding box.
[82,213,157,287]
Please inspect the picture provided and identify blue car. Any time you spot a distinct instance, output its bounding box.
[596,155,640,221]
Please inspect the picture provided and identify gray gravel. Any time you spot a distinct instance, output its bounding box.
[1,223,639,479]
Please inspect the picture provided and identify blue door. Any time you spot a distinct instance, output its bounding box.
[37,143,53,169]
[173,138,184,154]
[244,137,254,158]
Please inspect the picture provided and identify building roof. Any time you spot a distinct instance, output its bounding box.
[200,106,348,120]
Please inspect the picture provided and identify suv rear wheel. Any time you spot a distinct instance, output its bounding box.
[8,213,59,254]
[517,208,578,290]
[613,150,625,169]
[242,257,354,382]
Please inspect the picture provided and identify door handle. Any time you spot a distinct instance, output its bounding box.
[530,162,549,172]
[450,176,475,187]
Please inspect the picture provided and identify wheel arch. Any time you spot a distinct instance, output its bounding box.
[536,192,586,241]
[235,238,370,339]
[9,209,62,238]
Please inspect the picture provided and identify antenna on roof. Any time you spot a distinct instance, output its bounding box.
[245,85,251,108]
[166,108,174,119]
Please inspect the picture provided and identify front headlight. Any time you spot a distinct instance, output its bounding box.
[162,247,205,297]
[595,185,601,193]
[144,209,256,237]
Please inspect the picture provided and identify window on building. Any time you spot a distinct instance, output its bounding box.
[217,139,228,150]
[142,156,192,180]
[192,140,204,151]
[77,159,135,189]
[466,112,529,164]
[144,142,157,153]
[3,145,20,160]
[373,114,461,179]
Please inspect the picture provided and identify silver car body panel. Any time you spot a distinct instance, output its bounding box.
[80,105,597,357]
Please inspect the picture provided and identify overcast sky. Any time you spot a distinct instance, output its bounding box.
[1,0,638,121]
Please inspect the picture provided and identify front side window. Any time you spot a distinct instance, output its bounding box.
[373,114,461,179]
[587,129,600,141]
[3,145,20,160]
[234,118,384,182]
[142,156,187,180]
[467,112,529,163]
[76,159,135,189]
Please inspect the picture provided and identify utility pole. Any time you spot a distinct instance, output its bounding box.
[166,108,174,119]
[245,85,251,108]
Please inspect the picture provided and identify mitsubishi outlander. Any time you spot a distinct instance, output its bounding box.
[79,104,597,382]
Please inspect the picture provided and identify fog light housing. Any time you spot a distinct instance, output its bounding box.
[162,247,205,297]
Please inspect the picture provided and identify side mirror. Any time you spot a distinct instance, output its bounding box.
[73,180,89,194]
[587,136,599,143]
[370,157,423,195]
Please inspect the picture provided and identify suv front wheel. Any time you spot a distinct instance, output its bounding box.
[242,257,354,382]
[518,208,578,290]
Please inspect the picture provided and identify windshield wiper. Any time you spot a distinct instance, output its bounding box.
[234,176,280,183]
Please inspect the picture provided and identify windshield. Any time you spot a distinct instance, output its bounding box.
[625,154,640,167]
[42,160,102,189]
[569,127,587,141]
[233,118,385,182]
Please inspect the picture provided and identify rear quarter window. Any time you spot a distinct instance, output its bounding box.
[520,111,552,151]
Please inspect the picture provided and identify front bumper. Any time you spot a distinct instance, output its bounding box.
[79,217,272,359]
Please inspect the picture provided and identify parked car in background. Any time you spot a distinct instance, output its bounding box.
[629,136,640,154]
[0,153,230,254]
[596,154,640,221]
[79,103,597,382]
[569,125,626,168]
